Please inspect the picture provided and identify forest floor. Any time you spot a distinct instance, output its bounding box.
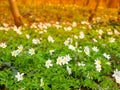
[0,1,120,90]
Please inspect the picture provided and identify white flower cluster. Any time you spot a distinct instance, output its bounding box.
[64,38,73,46]
[30,22,51,30]
[26,34,30,39]
[48,35,54,43]
[53,22,62,29]
[56,54,72,66]
[64,38,77,51]
[79,31,85,39]
[38,29,47,34]
[94,59,102,72]
[73,31,85,40]
[38,22,51,30]
[32,38,40,45]
[11,45,23,57]
[109,37,116,43]
[77,62,85,67]
[107,29,113,35]
[98,29,104,35]
[13,26,22,35]
[112,69,120,84]
[74,35,79,39]
[114,29,120,35]
[92,46,99,52]
[0,23,9,31]
[81,21,89,25]
[64,26,72,31]
[92,38,98,42]
[2,21,120,85]
[11,45,36,57]
[103,53,111,60]
[56,55,72,75]
[72,22,77,27]
[45,55,72,75]
[84,46,90,56]
[0,42,7,48]
[68,44,76,51]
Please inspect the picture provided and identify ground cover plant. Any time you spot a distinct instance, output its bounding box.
[0,1,120,90]
[0,18,120,90]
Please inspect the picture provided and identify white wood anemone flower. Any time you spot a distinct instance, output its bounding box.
[15,72,24,82]
[48,36,54,43]
[45,59,53,68]
[28,48,35,55]
[40,78,45,86]
[0,42,7,48]
[66,66,72,75]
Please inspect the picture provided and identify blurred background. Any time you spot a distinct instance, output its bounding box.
[0,0,120,25]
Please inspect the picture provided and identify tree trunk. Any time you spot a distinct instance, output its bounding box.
[88,0,99,22]
[107,0,118,8]
[118,8,120,22]
[84,0,89,6]
[8,0,24,27]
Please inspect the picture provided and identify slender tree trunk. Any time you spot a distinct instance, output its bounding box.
[118,7,120,22]
[8,0,24,27]
[85,0,90,6]
[88,0,99,22]
[107,0,118,8]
